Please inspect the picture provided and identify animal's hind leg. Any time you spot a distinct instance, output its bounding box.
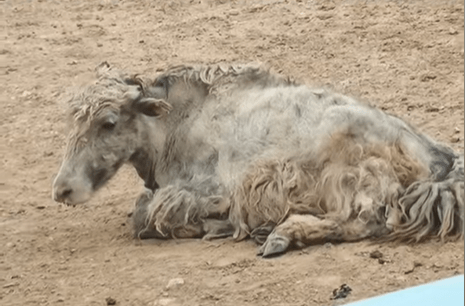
[319,105,459,181]
[250,222,277,245]
[257,215,339,257]
[317,106,464,241]
[258,214,387,258]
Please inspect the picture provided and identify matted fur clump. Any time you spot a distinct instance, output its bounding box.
[229,132,433,243]
[158,63,297,94]
[52,62,464,257]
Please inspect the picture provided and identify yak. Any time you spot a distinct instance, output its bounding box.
[52,62,464,257]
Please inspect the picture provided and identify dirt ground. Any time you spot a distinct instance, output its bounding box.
[1,0,464,305]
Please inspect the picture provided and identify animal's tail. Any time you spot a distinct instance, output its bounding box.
[386,154,464,242]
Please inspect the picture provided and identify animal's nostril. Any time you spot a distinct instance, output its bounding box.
[53,179,75,203]
[61,188,73,198]
[54,188,73,203]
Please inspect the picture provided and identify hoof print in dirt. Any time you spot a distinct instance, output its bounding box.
[331,284,352,300]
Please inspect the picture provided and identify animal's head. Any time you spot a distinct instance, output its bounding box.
[52,62,172,205]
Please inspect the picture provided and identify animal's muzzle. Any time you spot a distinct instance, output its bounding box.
[53,180,74,204]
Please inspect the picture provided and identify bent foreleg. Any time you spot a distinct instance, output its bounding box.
[131,186,233,240]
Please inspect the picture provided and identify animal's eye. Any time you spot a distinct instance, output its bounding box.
[101,121,116,130]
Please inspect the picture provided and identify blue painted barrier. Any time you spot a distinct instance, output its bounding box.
[346,275,464,306]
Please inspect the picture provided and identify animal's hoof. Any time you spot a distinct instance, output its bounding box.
[258,233,290,258]
[137,227,166,239]
[251,223,275,245]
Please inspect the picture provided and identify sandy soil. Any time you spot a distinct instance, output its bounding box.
[1,0,464,305]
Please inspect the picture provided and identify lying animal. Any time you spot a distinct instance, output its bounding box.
[52,62,464,257]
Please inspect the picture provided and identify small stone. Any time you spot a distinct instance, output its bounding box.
[369,250,383,259]
[378,258,387,265]
[405,261,423,274]
[21,91,31,97]
[166,278,184,290]
[426,106,440,113]
[449,28,458,35]
[420,74,436,82]
[451,136,461,143]
[105,297,117,305]
[432,265,442,272]
[155,298,176,306]
[6,242,16,248]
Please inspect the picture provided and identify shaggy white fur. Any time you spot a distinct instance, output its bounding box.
[54,62,464,257]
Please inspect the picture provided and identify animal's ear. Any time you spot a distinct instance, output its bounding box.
[123,77,141,86]
[147,76,169,100]
[135,98,173,117]
[95,61,111,77]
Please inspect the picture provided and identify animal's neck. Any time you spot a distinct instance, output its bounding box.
[129,148,159,191]
[128,81,212,189]
[166,80,208,111]
[128,116,166,191]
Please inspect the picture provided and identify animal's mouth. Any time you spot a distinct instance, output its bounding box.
[61,199,77,208]
[55,194,86,207]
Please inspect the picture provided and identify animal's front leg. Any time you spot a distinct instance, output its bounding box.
[132,188,164,239]
[132,185,230,239]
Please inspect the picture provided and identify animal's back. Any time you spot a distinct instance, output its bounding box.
[188,84,391,190]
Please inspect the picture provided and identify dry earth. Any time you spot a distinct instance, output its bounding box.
[1,0,464,305]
